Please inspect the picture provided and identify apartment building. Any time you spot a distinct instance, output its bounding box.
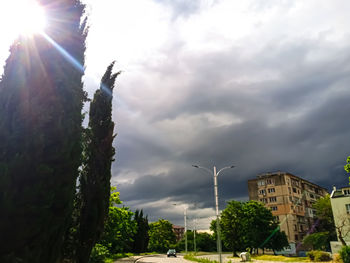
[172,225,185,242]
[330,186,350,253]
[248,171,328,247]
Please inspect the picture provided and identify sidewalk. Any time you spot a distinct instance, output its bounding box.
[114,256,145,263]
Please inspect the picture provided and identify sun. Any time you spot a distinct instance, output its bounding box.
[5,0,47,36]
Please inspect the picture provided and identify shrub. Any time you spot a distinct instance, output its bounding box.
[340,246,350,263]
[333,253,342,263]
[89,244,110,263]
[307,250,331,262]
[307,251,315,261]
[314,251,331,261]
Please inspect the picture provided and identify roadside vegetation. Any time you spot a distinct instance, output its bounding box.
[184,253,219,263]
[0,0,348,258]
[252,255,310,262]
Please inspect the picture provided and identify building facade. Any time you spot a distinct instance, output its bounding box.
[248,171,328,247]
[172,225,185,242]
[330,186,350,253]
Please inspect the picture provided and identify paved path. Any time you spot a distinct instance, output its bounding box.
[115,253,313,263]
[114,254,191,263]
[197,254,314,263]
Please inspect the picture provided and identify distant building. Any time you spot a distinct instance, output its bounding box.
[172,225,185,242]
[330,186,350,253]
[248,171,328,252]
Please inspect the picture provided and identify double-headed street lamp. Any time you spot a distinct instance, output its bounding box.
[192,164,235,263]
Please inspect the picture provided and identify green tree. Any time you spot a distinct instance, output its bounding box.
[345,156,350,184]
[213,200,289,256]
[78,62,119,263]
[132,209,150,253]
[212,201,245,256]
[196,232,217,252]
[0,1,87,262]
[303,232,329,250]
[176,231,216,252]
[264,225,289,253]
[312,194,337,246]
[148,219,176,252]
[96,187,137,254]
[242,201,278,251]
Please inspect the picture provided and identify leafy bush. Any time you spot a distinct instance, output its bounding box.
[307,251,315,261]
[89,244,110,263]
[333,253,342,263]
[307,250,331,262]
[340,246,350,263]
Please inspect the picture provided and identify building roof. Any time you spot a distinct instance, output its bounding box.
[248,171,328,192]
[331,186,350,198]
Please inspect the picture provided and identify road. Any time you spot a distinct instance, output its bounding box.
[136,254,190,263]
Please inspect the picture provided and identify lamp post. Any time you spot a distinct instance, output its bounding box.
[193,218,197,253]
[173,204,188,253]
[192,165,235,263]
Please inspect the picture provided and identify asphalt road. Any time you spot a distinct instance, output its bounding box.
[137,254,191,263]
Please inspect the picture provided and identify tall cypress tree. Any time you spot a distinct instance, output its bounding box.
[78,62,119,263]
[132,209,150,253]
[0,1,87,262]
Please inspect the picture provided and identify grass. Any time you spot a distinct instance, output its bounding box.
[251,255,311,262]
[184,253,219,263]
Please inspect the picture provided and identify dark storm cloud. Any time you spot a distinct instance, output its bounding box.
[112,33,350,227]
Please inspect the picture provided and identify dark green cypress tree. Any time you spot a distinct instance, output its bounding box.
[77,62,119,263]
[132,209,150,253]
[0,1,87,262]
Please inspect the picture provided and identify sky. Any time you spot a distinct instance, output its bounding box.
[1,0,350,230]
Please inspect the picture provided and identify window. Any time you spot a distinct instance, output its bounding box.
[260,198,267,203]
[269,197,277,202]
[258,180,265,186]
[271,206,278,211]
[259,189,266,195]
[310,193,315,199]
[346,204,350,214]
[289,196,293,202]
[344,189,350,196]
[293,188,297,193]
[295,235,298,241]
[268,188,275,193]
[266,179,274,185]
[273,216,279,222]
[292,180,299,187]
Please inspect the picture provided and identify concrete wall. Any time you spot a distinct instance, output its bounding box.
[330,194,350,243]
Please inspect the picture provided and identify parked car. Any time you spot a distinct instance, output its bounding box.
[167,249,176,257]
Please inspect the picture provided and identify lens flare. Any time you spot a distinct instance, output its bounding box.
[8,0,47,36]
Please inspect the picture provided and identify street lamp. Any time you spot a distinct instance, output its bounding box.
[173,204,188,253]
[192,164,235,263]
[193,218,197,253]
